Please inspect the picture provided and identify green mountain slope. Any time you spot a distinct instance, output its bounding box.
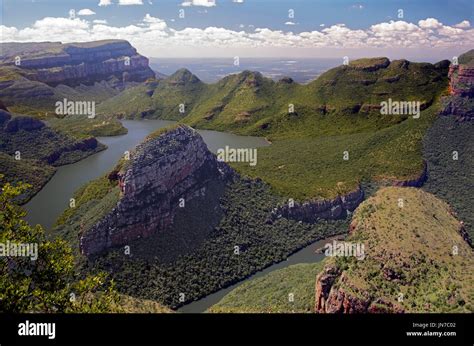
[97,69,207,120]
[97,58,448,200]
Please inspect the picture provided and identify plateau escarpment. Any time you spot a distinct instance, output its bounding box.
[314,187,474,313]
[79,125,232,256]
[0,40,153,126]
[0,40,154,88]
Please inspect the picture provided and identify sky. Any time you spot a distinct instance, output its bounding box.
[0,0,473,60]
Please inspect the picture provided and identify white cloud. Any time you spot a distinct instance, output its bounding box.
[118,0,143,5]
[93,19,108,24]
[98,0,112,6]
[418,18,442,29]
[285,21,296,26]
[351,4,364,9]
[233,0,244,3]
[77,9,96,16]
[1,16,472,56]
[182,0,216,7]
[454,20,470,28]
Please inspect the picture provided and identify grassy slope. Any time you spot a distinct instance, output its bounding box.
[97,69,207,120]
[326,187,473,312]
[98,59,448,200]
[208,262,324,313]
[233,103,440,200]
[458,49,474,65]
[54,175,120,247]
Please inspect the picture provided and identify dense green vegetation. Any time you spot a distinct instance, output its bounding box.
[0,177,119,312]
[321,187,473,313]
[208,262,324,313]
[99,58,449,200]
[422,116,474,239]
[97,69,207,120]
[58,177,348,309]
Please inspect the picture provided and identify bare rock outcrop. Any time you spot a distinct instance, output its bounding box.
[441,50,474,121]
[269,187,364,223]
[448,63,474,98]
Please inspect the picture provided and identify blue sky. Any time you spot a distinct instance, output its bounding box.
[1,0,473,59]
[2,0,472,30]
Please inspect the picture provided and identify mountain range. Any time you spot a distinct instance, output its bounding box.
[0,40,472,313]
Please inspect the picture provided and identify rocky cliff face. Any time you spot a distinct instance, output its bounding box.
[448,64,474,98]
[441,50,474,121]
[314,265,405,313]
[269,187,364,223]
[80,125,232,256]
[0,40,155,88]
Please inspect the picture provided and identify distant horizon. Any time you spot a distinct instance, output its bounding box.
[148,54,456,63]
